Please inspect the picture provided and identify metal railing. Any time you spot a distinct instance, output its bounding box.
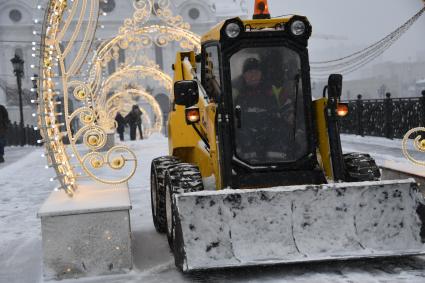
[340,91,425,139]
[5,122,42,146]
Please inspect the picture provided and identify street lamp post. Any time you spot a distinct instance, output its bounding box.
[11,54,25,146]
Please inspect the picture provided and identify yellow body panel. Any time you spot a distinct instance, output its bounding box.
[201,22,225,42]
[243,18,291,29]
[169,52,221,189]
[313,98,333,179]
[201,17,293,42]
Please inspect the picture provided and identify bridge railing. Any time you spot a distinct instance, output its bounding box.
[340,90,425,139]
[5,122,43,147]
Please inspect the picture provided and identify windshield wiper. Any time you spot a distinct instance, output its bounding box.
[292,74,300,141]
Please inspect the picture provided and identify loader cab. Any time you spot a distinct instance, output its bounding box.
[201,17,327,189]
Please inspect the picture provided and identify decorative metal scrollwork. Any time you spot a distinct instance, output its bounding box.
[38,0,201,196]
[402,127,425,167]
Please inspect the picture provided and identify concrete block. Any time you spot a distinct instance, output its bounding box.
[38,183,132,280]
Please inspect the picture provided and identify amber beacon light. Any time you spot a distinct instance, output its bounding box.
[337,103,349,117]
[253,0,271,19]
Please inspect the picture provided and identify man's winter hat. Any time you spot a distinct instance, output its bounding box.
[243,58,260,73]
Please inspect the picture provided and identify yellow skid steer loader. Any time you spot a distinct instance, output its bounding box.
[150,0,425,272]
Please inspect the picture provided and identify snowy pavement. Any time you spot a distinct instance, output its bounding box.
[1,135,425,283]
[341,134,425,178]
[0,146,41,169]
[341,134,412,165]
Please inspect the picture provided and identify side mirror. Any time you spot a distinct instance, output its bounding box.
[174,80,199,107]
[327,74,343,98]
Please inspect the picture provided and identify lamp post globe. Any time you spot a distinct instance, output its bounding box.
[11,55,24,75]
[10,54,26,146]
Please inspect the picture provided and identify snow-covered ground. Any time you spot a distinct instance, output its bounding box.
[1,134,425,283]
[341,134,413,164]
[341,134,425,177]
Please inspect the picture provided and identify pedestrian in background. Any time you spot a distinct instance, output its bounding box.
[115,112,126,141]
[0,104,10,163]
[125,105,143,141]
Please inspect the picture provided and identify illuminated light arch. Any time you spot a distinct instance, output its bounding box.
[38,0,101,195]
[38,0,199,195]
[88,24,200,102]
[98,64,173,105]
[97,25,200,60]
[105,88,164,135]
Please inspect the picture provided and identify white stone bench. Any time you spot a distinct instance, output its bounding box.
[38,182,132,280]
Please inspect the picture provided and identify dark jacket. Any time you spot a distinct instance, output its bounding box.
[0,105,10,138]
[115,113,126,132]
[125,107,143,126]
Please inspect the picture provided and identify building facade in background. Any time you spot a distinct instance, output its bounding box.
[0,0,248,125]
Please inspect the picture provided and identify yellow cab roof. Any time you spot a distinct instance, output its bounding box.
[201,16,296,43]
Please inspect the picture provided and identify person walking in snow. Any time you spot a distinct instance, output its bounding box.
[115,112,126,141]
[0,104,10,163]
[125,105,143,141]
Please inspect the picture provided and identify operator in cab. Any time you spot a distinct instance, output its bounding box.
[231,50,306,164]
[232,57,283,163]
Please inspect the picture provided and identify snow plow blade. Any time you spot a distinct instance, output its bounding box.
[172,179,425,272]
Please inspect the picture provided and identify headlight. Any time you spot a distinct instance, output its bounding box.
[185,107,200,124]
[225,22,241,38]
[290,20,306,36]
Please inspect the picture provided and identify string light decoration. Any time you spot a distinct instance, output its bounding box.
[99,62,173,108]
[36,0,97,196]
[36,0,201,195]
[86,0,200,110]
[88,0,199,141]
[402,127,425,167]
[310,6,425,79]
[36,0,124,194]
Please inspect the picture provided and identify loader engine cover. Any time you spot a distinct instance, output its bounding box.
[172,179,425,272]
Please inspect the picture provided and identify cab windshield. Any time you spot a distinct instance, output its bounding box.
[230,46,308,165]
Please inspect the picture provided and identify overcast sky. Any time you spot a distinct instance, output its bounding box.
[247,0,425,65]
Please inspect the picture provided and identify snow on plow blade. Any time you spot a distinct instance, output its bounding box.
[172,179,425,272]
